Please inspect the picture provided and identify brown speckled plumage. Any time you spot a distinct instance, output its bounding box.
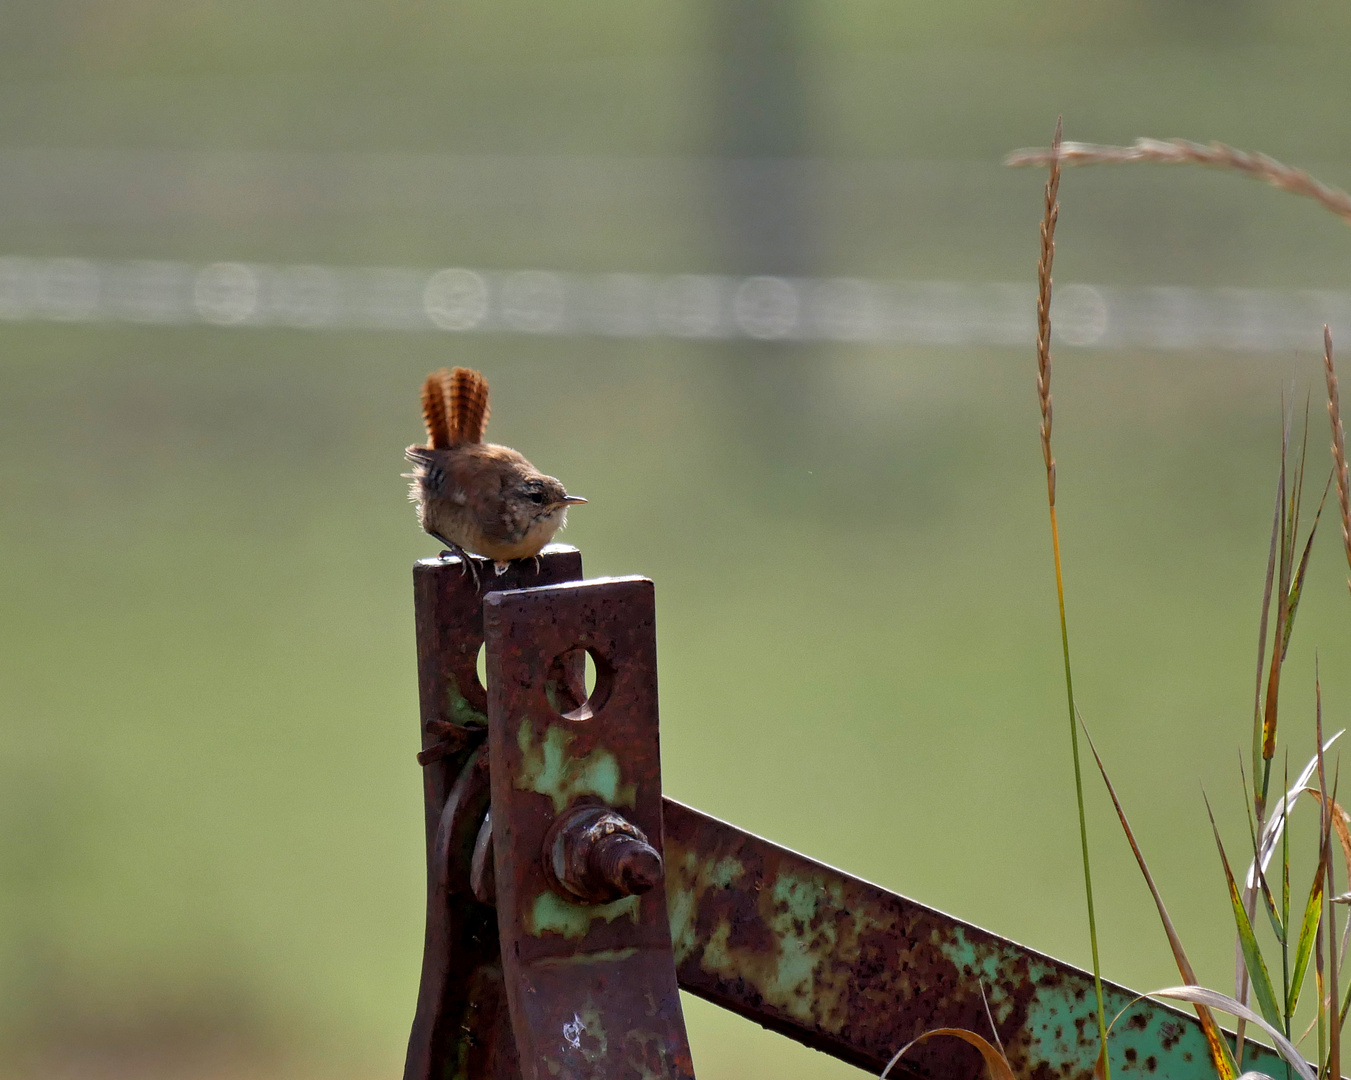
[406,367,585,571]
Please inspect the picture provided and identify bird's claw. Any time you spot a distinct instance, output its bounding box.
[434,538,481,587]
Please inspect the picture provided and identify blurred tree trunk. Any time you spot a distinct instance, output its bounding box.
[706,0,828,475]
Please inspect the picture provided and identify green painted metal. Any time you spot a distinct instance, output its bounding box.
[663,799,1289,1080]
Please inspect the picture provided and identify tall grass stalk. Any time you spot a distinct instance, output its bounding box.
[1005,139,1351,227]
[1316,669,1341,1080]
[1324,327,1351,594]
[1034,117,1110,1076]
[1237,402,1333,1062]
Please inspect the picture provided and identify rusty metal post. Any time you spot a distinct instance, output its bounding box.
[484,577,696,1080]
[404,546,582,1080]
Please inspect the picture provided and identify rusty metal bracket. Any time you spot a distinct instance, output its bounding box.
[405,549,1293,1080]
[484,576,696,1080]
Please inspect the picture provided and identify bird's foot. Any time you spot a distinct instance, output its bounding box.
[433,537,481,587]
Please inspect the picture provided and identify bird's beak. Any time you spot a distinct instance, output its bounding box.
[563,495,588,504]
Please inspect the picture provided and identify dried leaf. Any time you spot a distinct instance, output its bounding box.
[880,1028,1015,1080]
[1306,789,1351,890]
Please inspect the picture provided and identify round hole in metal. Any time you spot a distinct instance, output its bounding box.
[547,646,612,721]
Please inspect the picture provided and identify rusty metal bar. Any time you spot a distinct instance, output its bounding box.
[485,576,696,1080]
[664,799,1286,1080]
[404,547,583,1080]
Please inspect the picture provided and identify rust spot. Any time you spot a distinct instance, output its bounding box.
[1127,1013,1149,1032]
[1146,1056,1157,1072]
[1159,1022,1182,1051]
[1125,1048,1138,1064]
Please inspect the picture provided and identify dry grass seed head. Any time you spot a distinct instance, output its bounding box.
[1037,117,1063,505]
[1325,326,1351,595]
[1007,138,1351,227]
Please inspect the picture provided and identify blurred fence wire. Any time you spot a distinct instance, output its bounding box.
[1,254,1349,352]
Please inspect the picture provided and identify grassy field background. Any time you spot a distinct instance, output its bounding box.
[3,2,1351,1077]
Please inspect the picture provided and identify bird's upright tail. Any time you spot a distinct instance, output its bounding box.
[446,367,490,443]
[420,367,490,448]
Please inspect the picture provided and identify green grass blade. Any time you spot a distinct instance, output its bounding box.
[1082,717,1238,1079]
[1283,753,1292,1046]
[1289,844,1328,1018]
[1252,464,1284,808]
[1240,452,1287,1063]
[1285,754,1292,948]
[1208,792,1284,1029]
[1280,469,1331,660]
[1244,757,1286,944]
[1315,675,1339,1080]
[1316,936,1326,1076]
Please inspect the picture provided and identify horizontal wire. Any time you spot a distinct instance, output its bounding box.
[0,254,1347,352]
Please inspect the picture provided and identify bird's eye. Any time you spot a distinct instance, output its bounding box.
[527,491,546,504]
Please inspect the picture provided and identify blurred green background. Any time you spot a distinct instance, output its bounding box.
[4,2,1351,1077]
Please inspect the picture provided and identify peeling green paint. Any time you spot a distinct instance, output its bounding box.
[664,810,1295,1080]
[707,855,743,889]
[533,947,638,968]
[667,858,699,964]
[444,674,486,728]
[528,889,641,939]
[699,920,734,973]
[762,874,851,1022]
[933,921,1264,1080]
[515,718,636,812]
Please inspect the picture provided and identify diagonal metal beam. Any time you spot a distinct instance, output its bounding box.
[663,799,1286,1080]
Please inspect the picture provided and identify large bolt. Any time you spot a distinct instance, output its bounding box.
[543,805,663,905]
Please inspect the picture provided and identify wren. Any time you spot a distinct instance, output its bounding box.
[405,367,586,577]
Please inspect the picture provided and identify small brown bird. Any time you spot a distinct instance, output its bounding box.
[405,367,586,577]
